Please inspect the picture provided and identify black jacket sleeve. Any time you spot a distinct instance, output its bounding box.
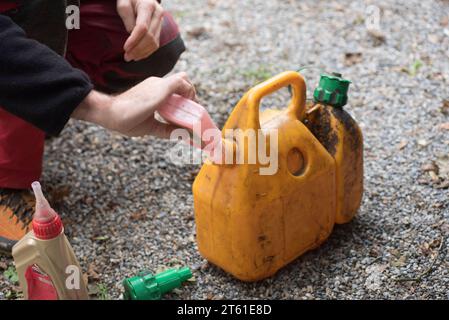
[0,15,93,136]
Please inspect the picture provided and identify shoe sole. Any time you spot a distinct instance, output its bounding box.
[0,236,17,256]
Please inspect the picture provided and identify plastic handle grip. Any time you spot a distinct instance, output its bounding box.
[245,71,307,130]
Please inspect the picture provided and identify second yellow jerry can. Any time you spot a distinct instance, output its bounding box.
[192,71,337,281]
[305,73,363,224]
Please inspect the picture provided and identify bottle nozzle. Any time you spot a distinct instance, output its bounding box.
[31,181,63,239]
[31,182,51,213]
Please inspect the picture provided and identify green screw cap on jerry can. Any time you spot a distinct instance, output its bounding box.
[123,267,192,300]
[313,72,351,107]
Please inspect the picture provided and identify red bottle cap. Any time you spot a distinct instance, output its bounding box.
[32,215,63,240]
[31,182,63,240]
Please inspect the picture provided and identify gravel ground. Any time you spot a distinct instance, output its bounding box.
[1,0,449,300]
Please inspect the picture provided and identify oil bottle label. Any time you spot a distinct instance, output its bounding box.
[25,264,58,300]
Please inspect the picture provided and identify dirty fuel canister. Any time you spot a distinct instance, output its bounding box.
[306,72,363,224]
[193,71,337,281]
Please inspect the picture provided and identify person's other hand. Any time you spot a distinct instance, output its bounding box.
[73,72,196,138]
[117,0,164,62]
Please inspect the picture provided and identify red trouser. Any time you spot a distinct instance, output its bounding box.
[0,1,182,189]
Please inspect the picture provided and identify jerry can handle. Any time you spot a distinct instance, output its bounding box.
[245,71,307,129]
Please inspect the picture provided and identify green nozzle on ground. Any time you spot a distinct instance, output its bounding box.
[123,267,192,300]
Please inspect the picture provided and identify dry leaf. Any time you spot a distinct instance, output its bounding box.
[421,161,438,173]
[344,52,363,66]
[391,255,407,267]
[87,264,101,281]
[367,28,386,43]
[441,100,449,116]
[438,123,449,131]
[49,185,70,204]
[435,180,449,189]
[390,248,400,257]
[429,171,440,182]
[83,273,89,286]
[420,238,441,256]
[130,209,148,221]
[435,155,449,180]
[397,140,408,150]
[428,238,442,248]
[420,242,431,255]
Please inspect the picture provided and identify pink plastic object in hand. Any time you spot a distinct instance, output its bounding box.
[158,94,224,160]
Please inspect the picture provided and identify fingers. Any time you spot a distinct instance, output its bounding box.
[124,16,162,61]
[123,1,155,52]
[117,0,136,33]
[149,4,163,38]
[124,116,180,138]
[124,0,163,62]
[126,73,197,137]
[108,73,197,138]
[166,73,197,101]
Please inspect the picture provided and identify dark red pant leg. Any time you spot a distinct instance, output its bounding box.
[0,109,45,189]
[66,0,185,93]
[0,1,45,189]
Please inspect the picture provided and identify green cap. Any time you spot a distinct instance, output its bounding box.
[313,72,351,107]
[123,267,192,300]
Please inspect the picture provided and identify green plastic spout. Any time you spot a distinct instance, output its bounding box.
[123,267,192,300]
[313,72,351,108]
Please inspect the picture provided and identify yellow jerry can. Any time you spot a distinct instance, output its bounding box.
[192,71,337,281]
[305,73,363,224]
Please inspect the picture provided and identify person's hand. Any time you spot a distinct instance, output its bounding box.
[117,0,164,62]
[72,72,196,138]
